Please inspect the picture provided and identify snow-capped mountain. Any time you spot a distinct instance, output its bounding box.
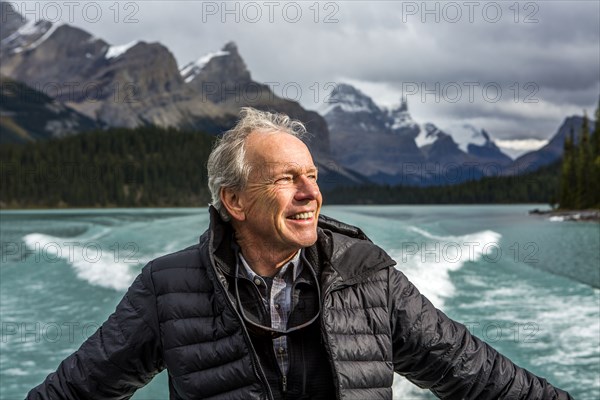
[177,42,330,153]
[439,123,488,153]
[441,123,511,164]
[323,84,424,180]
[180,42,252,104]
[322,83,514,185]
[417,123,513,166]
[0,3,330,155]
[320,83,382,116]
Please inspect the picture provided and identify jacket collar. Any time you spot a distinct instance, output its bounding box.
[207,205,238,276]
[315,213,396,287]
[205,206,395,287]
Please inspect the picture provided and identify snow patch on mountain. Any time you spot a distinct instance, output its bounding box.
[322,101,370,115]
[416,123,446,147]
[26,21,63,50]
[180,50,230,83]
[389,112,417,130]
[440,123,488,153]
[105,40,139,59]
[385,99,420,136]
[319,83,380,116]
[1,18,58,53]
[14,19,41,36]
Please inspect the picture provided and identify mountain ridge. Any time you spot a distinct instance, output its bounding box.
[0,3,330,154]
[322,83,514,185]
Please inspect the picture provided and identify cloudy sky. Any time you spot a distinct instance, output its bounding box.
[14,0,600,155]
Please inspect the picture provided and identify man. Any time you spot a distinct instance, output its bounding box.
[28,108,572,399]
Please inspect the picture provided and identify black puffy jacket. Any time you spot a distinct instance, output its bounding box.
[28,208,573,400]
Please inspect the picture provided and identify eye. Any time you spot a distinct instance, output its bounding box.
[275,175,293,184]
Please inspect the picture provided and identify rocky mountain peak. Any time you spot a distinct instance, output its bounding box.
[323,83,425,178]
[222,41,239,53]
[386,97,420,138]
[106,41,184,91]
[183,41,252,102]
[1,22,109,88]
[438,123,510,164]
[323,82,515,183]
[321,83,382,115]
[508,115,593,174]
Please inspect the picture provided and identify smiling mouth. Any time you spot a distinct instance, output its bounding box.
[288,211,315,220]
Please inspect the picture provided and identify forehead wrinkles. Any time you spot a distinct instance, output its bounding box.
[248,161,316,182]
[244,131,315,181]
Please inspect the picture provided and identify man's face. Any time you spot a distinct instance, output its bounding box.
[233,131,322,259]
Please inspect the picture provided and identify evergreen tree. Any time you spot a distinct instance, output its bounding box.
[592,98,600,207]
[576,113,592,208]
[594,98,600,155]
[560,128,575,209]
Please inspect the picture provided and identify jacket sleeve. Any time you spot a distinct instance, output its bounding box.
[388,267,573,399]
[27,263,164,400]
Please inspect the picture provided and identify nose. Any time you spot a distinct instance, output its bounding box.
[294,174,320,202]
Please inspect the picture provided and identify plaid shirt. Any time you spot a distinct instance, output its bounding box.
[238,250,302,375]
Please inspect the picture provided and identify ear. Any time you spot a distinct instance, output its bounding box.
[220,187,246,222]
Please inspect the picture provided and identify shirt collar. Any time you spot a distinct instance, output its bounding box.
[238,249,303,282]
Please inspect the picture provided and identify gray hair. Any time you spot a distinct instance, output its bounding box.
[207,107,307,221]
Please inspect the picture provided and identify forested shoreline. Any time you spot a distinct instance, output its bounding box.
[1,125,567,209]
[0,126,215,208]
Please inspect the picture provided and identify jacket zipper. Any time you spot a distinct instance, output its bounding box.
[210,256,275,400]
[319,261,396,400]
[320,277,342,400]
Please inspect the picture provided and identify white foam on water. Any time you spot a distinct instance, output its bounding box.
[388,227,503,398]
[388,226,502,309]
[526,289,599,387]
[23,232,137,291]
[393,373,432,399]
[3,368,29,376]
[466,277,599,393]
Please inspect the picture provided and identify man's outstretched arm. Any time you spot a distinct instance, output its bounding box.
[388,267,573,399]
[27,265,164,400]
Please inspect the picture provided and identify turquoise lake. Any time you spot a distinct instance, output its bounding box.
[1,205,598,399]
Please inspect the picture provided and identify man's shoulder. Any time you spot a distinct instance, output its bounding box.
[145,228,211,274]
[139,240,214,296]
[145,229,212,275]
[317,214,396,282]
[148,243,204,272]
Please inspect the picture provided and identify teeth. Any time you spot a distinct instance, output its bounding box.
[290,211,314,220]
